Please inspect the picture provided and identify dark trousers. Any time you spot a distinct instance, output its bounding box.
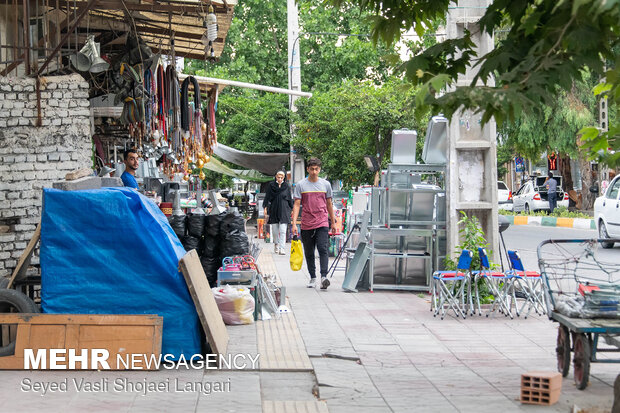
[301,227,329,279]
[548,192,557,213]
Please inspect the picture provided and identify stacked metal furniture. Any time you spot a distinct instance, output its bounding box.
[366,129,447,291]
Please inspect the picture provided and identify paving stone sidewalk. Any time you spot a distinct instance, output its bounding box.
[267,241,617,413]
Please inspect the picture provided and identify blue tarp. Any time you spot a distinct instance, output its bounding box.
[40,187,200,359]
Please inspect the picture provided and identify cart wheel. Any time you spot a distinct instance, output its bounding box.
[556,326,571,377]
[573,333,591,390]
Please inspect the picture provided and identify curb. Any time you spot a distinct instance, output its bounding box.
[503,215,596,230]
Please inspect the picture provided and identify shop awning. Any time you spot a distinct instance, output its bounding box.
[213,143,289,176]
[205,156,272,183]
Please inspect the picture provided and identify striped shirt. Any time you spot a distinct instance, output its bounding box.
[293,177,332,230]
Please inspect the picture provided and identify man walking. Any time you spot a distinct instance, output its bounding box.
[544,171,558,213]
[291,158,337,290]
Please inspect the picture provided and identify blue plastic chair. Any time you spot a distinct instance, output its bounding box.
[472,248,514,318]
[507,250,546,318]
[432,249,473,319]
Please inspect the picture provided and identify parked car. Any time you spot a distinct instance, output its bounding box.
[593,175,620,248]
[498,181,513,211]
[513,176,569,213]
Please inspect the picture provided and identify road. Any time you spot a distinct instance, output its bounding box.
[500,224,620,271]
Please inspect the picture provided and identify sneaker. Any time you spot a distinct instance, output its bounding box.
[320,277,330,290]
[274,244,279,253]
[307,278,316,288]
[278,247,286,255]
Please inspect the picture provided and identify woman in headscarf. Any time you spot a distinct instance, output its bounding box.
[263,171,293,255]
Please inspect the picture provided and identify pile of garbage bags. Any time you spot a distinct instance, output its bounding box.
[168,211,249,286]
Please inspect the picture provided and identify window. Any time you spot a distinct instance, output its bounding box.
[497,181,508,190]
[607,178,620,200]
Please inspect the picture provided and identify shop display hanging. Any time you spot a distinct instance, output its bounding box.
[116,56,218,182]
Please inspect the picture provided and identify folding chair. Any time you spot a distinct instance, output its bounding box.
[431,250,473,320]
[472,248,514,318]
[507,250,546,318]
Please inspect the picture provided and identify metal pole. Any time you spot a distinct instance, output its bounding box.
[287,0,303,183]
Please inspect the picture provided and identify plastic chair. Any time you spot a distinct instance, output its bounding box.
[432,249,473,319]
[507,250,546,318]
[472,248,514,318]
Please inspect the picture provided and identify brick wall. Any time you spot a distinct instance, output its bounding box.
[0,74,92,277]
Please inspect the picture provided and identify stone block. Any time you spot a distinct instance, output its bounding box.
[7,118,18,126]
[3,100,13,109]
[0,233,16,243]
[47,152,61,161]
[52,91,62,99]
[52,176,101,191]
[101,177,123,187]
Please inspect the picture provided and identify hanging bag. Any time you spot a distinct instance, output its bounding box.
[290,235,303,271]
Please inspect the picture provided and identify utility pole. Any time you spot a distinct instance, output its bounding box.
[287,0,305,183]
[445,0,499,261]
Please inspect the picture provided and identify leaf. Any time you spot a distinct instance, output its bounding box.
[592,82,613,96]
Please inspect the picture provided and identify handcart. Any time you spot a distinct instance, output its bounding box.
[537,239,620,390]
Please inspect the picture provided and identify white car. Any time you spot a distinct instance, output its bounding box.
[593,175,620,248]
[513,176,569,213]
[498,181,513,211]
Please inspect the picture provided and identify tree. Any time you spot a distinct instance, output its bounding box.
[328,0,620,168]
[500,75,599,207]
[292,79,427,188]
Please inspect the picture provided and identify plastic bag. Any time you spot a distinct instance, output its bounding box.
[220,230,250,257]
[290,236,303,271]
[212,285,255,325]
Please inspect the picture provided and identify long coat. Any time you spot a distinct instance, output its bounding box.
[263,180,293,225]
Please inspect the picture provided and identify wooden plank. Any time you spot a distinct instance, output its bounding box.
[179,250,229,357]
[0,314,162,370]
[8,220,41,288]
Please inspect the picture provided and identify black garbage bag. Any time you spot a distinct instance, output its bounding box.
[220,230,250,257]
[200,256,220,287]
[183,235,201,252]
[201,235,220,258]
[168,215,186,241]
[186,213,206,238]
[220,212,245,234]
[205,213,226,237]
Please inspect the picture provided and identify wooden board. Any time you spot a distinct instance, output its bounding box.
[0,314,162,370]
[179,249,229,356]
[8,220,41,288]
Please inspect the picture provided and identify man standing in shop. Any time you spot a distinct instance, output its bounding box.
[121,148,139,189]
[291,158,337,290]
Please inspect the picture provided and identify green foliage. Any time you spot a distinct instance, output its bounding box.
[499,206,592,219]
[183,0,409,184]
[291,78,428,188]
[327,0,620,168]
[443,211,495,304]
[216,93,291,154]
[444,212,491,272]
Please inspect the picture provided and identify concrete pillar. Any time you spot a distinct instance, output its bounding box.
[446,0,499,261]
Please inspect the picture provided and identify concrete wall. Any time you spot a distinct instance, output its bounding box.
[0,74,92,277]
